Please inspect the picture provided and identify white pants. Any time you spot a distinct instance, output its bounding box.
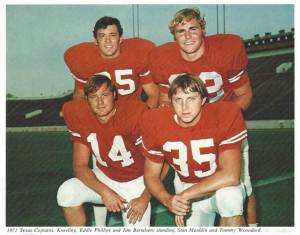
[57,168,151,226]
[174,174,246,226]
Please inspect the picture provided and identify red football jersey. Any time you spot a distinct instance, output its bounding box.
[63,99,148,182]
[64,38,155,103]
[148,34,249,103]
[141,102,247,183]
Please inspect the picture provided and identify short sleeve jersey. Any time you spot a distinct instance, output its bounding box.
[148,34,249,103]
[140,102,247,183]
[64,38,155,103]
[63,99,148,182]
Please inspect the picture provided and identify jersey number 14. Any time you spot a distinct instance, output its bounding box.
[87,133,134,167]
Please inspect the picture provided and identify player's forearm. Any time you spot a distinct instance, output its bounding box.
[139,188,152,203]
[145,175,172,207]
[159,92,171,107]
[160,161,170,180]
[143,82,159,108]
[181,170,240,201]
[146,95,159,109]
[72,87,86,100]
[232,93,252,111]
[232,81,253,111]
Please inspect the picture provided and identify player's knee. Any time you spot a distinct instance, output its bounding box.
[57,178,83,207]
[216,185,245,217]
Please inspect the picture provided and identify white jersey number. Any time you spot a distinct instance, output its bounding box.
[168,72,224,102]
[87,133,134,167]
[163,139,217,178]
[96,69,135,95]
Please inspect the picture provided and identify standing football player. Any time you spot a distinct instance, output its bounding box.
[141,74,247,226]
[64,16,159,108]
[147,8,256,226]
[57,75,151,226]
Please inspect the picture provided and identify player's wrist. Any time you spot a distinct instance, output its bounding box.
[140,191,151,203]
[162,194,173,209]
[179,190,190,201]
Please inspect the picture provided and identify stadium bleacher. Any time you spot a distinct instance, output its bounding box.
[6,93,71,127]
[245,54,294,120]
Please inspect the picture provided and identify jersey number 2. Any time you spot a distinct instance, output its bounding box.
[87,133,134,167]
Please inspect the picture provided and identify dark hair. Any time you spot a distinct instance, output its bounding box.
[84,74,117,98]
[168,73,209,101]
[93,16,123,38]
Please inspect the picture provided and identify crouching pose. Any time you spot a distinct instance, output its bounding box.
[141,74,247,226]
[57,75,151,226]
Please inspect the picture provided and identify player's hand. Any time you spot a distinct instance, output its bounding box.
[175,215,185,227]
[126,196,149,224]
[166,195,190,216]
[101,187,127,213]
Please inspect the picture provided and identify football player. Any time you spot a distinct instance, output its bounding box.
[64,16,159,108]
[57,75,151,226]
[141,74,247,226]
[147,8,256,226]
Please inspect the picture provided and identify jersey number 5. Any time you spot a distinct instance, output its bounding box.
[87,133,134,167]
[96,70,135,95]
[163,139,217,178]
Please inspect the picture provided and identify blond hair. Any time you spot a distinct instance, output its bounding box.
[169,8,206,35]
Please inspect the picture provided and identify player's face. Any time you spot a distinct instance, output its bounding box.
[171,89,205,127]
[87,84,116,123]
[95,25,122,59]
[174,18,205,61]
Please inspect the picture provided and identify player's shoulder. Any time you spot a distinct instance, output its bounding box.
[150,42,177,56]
[64,42,96,57]
[118,100,147,115]
[123,37,156,50]
[64,42,98,65]
[206,34,244,49]
[63,99,90,118]
[204,101,241,123]
[148,42,178,67]
[207,34,243,43]
[113,101,147,132]
[142,106,172,126]
[205,34,244,60]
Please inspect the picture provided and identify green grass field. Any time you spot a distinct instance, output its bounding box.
[6,128,294,226]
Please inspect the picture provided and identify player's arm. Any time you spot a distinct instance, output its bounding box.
[126,160,170,224]
[232,81,253,111]
[179,148,241,201]
[73,141,127,212]
[142,82,159,108]
[230,36,253,111]
[144,158,190,216]
[160,160,171,180]
[72,84,86,100]
[159,92,171,107]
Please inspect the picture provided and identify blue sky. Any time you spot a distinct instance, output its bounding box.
[6,4,294,98]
